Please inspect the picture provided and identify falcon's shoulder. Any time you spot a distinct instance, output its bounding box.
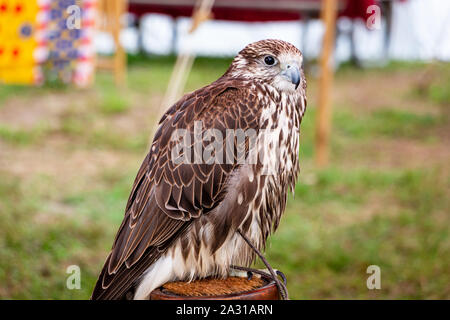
[148,78,262,218]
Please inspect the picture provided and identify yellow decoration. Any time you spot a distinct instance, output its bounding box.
[0,0,40,84]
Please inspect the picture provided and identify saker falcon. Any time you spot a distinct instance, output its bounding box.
[91,39,307,300]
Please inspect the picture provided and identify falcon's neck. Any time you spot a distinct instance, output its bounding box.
[256,82,304,193]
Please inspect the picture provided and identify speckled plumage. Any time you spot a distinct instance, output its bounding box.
[91,39,307,300]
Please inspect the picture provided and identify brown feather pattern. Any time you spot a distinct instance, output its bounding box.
[92,39,307,300]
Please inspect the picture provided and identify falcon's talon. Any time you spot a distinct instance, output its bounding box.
[276,270,288,285]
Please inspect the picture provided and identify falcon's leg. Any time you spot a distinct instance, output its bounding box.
[236,229,289,299]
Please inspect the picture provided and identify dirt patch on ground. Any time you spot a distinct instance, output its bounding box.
[339,137,450,170]
[108,93,162,136]
[0,140,140,190]
[0,90,96,129]
[333,69,442,116]
[0,90,162,189]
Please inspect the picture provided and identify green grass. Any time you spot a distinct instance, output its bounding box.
[0,58,449,299]
[0,125,35,145]
[0,123,52,146]
[427,82,450,105]
[266,167,449,298]
[0,85,30,105]
[413,62,450,106]
[98,91,129,115]
[0,174,108,299]
[334,108,439,140]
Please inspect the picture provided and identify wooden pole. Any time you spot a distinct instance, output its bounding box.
[315,0,337,167]
[96,0,127,87]
[113,0,126,87]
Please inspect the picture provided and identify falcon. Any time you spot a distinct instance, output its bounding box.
[91,39,307,300]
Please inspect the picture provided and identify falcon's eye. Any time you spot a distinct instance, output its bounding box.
[264,55,276,66]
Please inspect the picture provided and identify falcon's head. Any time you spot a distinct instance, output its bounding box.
[226,39,305,93]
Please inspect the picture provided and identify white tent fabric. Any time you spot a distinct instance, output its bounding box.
[96,0,450,62]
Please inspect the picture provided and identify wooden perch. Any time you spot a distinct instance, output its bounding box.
[150,274,279,300]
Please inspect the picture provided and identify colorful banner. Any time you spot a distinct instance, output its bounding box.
[0,0,96,86]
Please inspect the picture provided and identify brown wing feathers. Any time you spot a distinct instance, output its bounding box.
[91,79,262,299]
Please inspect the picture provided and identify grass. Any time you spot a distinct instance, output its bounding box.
[0,174,107,299]
[267,167,449,299]
[98,91,130,115]
[0,57,448,299]
[0,125,35,145]
[334,108,439,140]
[0,123,52,146]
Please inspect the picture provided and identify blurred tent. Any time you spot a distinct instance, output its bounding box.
[128,0,391,62]
[129,0,389,166]
[129,0,375,21]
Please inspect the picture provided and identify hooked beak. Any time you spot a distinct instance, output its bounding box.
[281,63,301,89]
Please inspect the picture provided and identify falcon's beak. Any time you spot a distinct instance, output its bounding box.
[281,63,301,89]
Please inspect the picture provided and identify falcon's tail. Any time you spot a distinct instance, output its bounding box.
[90,253,134,300]
[91,252,175,300]
[91,247,163,300]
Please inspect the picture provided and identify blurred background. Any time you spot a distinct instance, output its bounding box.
[0,0,448,299]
